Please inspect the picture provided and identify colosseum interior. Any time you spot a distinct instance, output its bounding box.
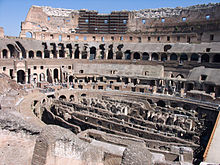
[0,3,220,165]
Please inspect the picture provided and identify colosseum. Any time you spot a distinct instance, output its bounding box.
[0,3,220,165]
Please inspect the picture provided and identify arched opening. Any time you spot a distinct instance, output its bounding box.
[161,53,167,61]
[191,53,199,61]
[29,51,34,58]
[39,73,45,82]
[74,45,80,59]
[133,52,140,60]
[7,44,18,58]
[53,69,59,82]
[36,51,42,58]
[212,54,220,63]
[89,47,96,60]
[33,73,38,83]
[59,50,65,58]
[81,93,86,97]
[82,51,87,59]
[46,69,52,83]
[16,41,26,59]
[69,95,75,102]
[107,45,113,59]
[157,100,166,107]
[142,52,149,60]
[69,76,73,83]
[201,54,209,63]
[17,70,25,84]
[116,51,123,59]
[26,32,32,38]
[180,53,188,62]
[176,74,184,78]
[59,95,67,101]
[2,49,8,58]
[124,50,131,60]
[170,53,177,61]
[152,53,159,61]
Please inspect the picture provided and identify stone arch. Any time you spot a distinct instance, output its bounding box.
[176,74,184,78]
[59,95,67,101]
[170,53,177,61]
[16,41,26,58]
[180,53,188,62]
[26,32,32,38]
[212,54,220,63]
[152,53,159,61]
[107,45,113,59]
[157,100,166,107]
[133,52,140,60]
[74,45,80,59]
[59,50,65,58]
[81,93,86,97]
[116,51,123,59]
[17,70,25,84]
[89,47,96,60]
[53,68,59,82]
[190,53,199,61]
[201,54,209,63]
[39,73,45,82]
[69,95,75,102]
[161,53,167,61]
[142,52,149,60]
[36,51,42,58]
[124,50,131,60]
[46,69,52,83]
[69,76,74,83]
[2,49,8,58]
[29,50,34,58]
[7,44,18,58]
[33,73,38,83]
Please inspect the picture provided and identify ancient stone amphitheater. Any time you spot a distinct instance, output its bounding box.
[0,3,220,165]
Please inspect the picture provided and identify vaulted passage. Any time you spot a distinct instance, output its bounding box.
[212,54,220,63]
[201,54,209,63]
[107,45,113,59]
[2,49,8,58]
[170,53,177,61]
[36,51,42,58]
[152,53,159,61]
[29,51,34,58]
[89,47,96,60]
[180,53,188,62]
[142,52,149,60]
[161,53,167,61]
[191,53,199,61]
[124,50,131,60]
[53,68,59,82]
[17,70,25,84]
[133,52,140,60]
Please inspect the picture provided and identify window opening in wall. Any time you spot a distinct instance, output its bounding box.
[66,19,70,23]
[59,35,62,41]
[101,37,104,42]
[68,66,71,69]
[120,36,123,41]
[177,36,180,42]
[10,69,13,79]
[67,35,70,40]
[167,36,170,41]
[142,19,146,24]
[206,48,211,52]
[3,67,6,71]
[84,36,87,41]
[85,19,89,23]
[187,36,191,43]
[50,34,54,39]
[210,34,214,41]
[130,37,133,41]
[75,36,79,40]
[206,15,210,20]
[115,86,119,90]
[161,18,165,23]
[157,36,160,41]
[138,37,142,43]
[34,66,37,70]
[201,75,207,81]
[104,20,108,24]
[93,36,96,41]
[79,70,84,74]
[182,17,186,21]
[47,16,50,21]
[148,37,151,41]
[40,66,44,69]
[111,36,114,41]
[123,20,127,24]
[26,32,32,38]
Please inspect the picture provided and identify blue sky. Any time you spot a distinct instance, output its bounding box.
[0,0,219,36]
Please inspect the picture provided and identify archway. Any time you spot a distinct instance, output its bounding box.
[2,49,8,58]
[201,54,209,63]
[212,54,220,63]
[7,44,18,58]
[29,51,34,58]
[191,53,199,61]
[39,73,45,82]
[124,50,131,60]
[161,53,167,61]
[133,52,140,60]
[107,46,113,59]
[180,53,188,62]
[53,69,59,82]
[17,70,25,84]
[116,51,123,59]
[26,32,32,38]
[176,74,184,79]
[170,53,177,61]
[59,50,65,58]
[59,95,67,101]
[69,95,75,102]
[142,52,149,60]
[69,76,73,83]
[152,53,159,61]
[89,47,96,60]
[74,46,80,59]
[36,51,42,58]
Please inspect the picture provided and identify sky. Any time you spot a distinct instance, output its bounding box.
[0,0,219,36]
